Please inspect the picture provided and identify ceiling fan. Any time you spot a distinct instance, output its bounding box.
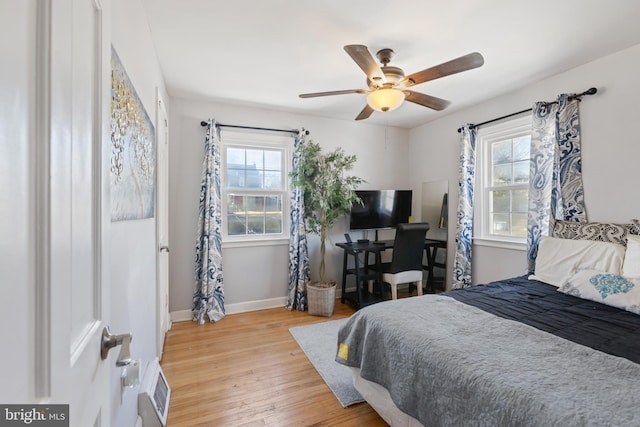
[299,45,484,120]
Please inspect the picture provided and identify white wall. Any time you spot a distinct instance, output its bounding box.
[409,43,640,288]
[168,98,410,314]
[110,0,170,425]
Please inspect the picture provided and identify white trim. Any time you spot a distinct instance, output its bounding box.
[222,237,289,249]
[169,297,287,322]
[473,238,527,251]
[170,291,346,321]
[220,129,293,243]
[475,115,532,243]
[226,297,288,315]
[155,87,171,359]
[170,310,192,323]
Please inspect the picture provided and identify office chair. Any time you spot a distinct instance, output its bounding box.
[372,222,430,300]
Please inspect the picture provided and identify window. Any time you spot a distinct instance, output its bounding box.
[475,116,532,248]
[221,130,291,244]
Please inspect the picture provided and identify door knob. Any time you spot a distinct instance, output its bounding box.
[101,326,133,367]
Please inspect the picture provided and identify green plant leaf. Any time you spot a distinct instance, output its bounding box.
[290,141,365,280]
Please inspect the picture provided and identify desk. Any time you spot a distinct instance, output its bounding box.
[336,241,391,310]
[337,238,446,310]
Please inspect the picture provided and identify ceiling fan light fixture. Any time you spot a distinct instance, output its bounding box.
[366,88,405,112]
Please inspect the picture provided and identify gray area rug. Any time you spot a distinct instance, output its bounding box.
[289,318,364,407]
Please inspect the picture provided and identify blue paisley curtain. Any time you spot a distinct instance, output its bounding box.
[286,129,310,311]
[453,125,477,289]
[527,95,587,272]
[193,119,225,324]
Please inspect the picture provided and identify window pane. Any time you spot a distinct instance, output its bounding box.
[512,214,528,237]
[227,148,245,167]
[265,196,282,233]
[246,149,263,169]
[247,215,265,234]
[228,215,246,235]
[246,195,265,213]
[263,171,282,190]
[492,164,512,186]
[513,189,528,212]
[223,141,287,239]
[492,140,512,164]
[491,190,510,213]
[245,170,262,188]
[227,194,245,235]
[265,196,281,212]
[265,213,282,234]
[491,213,510,235]
[264,150,281,170]
[227,194,244,214]
[226,169,244,187]
[479,118,532,242]
[513,136,530,161]
[513,160,529,183]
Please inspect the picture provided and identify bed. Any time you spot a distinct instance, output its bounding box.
[335,221,640,426]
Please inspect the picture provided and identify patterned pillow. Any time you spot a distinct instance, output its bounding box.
[558,269,640,315]
[553,221,639,246]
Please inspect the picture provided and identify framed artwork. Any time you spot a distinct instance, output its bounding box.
[110,46,155,221]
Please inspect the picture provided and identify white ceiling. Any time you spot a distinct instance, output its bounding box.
[141,0,640,129]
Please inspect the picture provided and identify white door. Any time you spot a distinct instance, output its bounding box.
[50,0,112,424]
[156,90,171,358]
[0,1,112,426]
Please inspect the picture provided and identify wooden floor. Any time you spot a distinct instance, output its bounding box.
[160,300,389,426]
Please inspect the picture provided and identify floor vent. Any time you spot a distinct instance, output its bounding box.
[138,358,171,427]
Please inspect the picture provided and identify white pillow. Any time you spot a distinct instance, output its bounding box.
[623,235,640,278]
[558,269,640,315]
[529,236,625,287]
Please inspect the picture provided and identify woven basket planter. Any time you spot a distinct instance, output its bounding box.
[307,280,336,317]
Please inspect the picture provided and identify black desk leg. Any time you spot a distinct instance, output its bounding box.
[341,250,348,304]
[354,254,362,309]
[374,251,382,296]
[427,246,437,292]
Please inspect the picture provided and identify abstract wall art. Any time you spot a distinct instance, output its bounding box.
[110,46,155,221]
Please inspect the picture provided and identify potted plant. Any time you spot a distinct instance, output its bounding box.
[290,141,364,316]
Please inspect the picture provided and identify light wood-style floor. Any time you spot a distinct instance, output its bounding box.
[160,301,389,426]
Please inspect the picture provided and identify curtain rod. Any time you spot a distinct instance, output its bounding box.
[200,121,309,135]
[457,87,597,133]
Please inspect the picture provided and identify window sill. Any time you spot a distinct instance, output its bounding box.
[473,238,527,251]
[222,237,289,249]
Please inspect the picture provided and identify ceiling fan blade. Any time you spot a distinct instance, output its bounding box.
[404,90,450,111]
[401,52,484,87]
[299,89,368,98]
[355,104,374,121]
[344,45,385,82]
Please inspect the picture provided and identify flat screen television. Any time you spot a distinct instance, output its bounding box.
[349,190,412,230]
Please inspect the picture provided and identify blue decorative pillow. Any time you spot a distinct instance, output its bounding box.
[558,269,640,315]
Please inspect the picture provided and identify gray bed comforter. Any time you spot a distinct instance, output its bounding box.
[336,295,640,427]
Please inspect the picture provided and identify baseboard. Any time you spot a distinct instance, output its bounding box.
[170,310,193,323]
[225,296,288,315]
[170,288,346,322]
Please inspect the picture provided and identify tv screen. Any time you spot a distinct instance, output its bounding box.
[349,190,412,230]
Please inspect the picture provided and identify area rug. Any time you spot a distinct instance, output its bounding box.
[289,318,364,407]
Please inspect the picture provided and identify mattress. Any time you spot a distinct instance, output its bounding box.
[336,276,640,426]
